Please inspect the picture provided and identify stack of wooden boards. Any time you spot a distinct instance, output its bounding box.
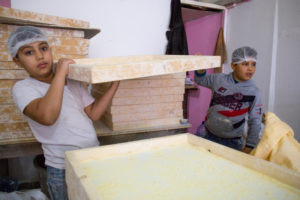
[92,73,185,131]
[0,6,99,142]
[70,55,220,131]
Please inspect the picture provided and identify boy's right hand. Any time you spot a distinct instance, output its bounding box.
[55,58,75,77]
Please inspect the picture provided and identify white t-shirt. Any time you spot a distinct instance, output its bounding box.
[13,77,99,169]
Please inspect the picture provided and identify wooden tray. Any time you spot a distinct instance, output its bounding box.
[69,55,220,83]
[65,134,300,200]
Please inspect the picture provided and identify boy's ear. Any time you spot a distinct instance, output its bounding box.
[231,62,236,70]
[13,57,22,67]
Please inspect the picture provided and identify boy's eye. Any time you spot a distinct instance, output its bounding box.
[41,46,48,51]
[25,50,33,55]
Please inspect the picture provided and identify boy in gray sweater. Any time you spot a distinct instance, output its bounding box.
[194,46,263,153]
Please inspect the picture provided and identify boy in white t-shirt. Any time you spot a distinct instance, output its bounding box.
[8,26,119,200]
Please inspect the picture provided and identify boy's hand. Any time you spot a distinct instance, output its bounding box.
[242,147,253,154]
[55,58,75,77]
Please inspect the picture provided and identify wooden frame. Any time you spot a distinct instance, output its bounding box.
[65,133,300,200]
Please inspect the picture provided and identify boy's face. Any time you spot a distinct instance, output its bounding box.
[13,41,53,83]
[231,61,256,82]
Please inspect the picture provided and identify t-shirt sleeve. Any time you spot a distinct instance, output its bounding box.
[79,83,95,107]
[67,79,94,108]
[12,81,43,113]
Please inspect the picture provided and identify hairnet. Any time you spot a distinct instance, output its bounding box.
[7,26,49,58]
[232,46,257,64]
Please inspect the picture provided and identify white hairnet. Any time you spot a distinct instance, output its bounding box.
[232,46,257,64]
[7,26,49,58]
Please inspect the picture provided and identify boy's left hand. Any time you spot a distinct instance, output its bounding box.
[242,147,253,154]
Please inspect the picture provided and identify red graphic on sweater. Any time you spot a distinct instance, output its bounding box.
[218,107,250,117]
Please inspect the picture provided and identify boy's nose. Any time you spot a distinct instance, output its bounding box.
[35,50,44,60]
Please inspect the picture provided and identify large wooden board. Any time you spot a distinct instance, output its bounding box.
[0,6,99,39]
[65,134,300,200]
[69,55,220,84]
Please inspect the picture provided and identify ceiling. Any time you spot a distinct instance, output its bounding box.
[181,0,249,22]
[189,0,248,7]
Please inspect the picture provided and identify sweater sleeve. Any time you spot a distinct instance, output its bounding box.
[194,70,217,89]
[246,90,263,148]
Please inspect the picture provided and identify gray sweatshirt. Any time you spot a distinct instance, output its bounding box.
[194,72,263,148]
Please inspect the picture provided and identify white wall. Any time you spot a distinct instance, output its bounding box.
[224,0,276,111]
[275,0,300,139]
[225,0,300,140]
[11,0,171,58]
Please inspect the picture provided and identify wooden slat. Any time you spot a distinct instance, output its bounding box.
[0,122,31,134]
[0,6,90,28]
[92,86,184,98]
[109,95,183,106]
[104,109,183,123]
[0,69,28,79]
[0,24,85,38]
[0,61,20,70]
[0,105,25,123]
[0,80,17,96]
[97,78,185,89]
[49,37,89,46]
[108,102,183,115]
[0,96,14,105]
[102,117,182,131]
[0,131,33,141]
[69,55,220,83]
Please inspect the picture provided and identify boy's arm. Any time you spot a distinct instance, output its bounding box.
[23,58,73,125]
[244,91,263,151]
[194,69,217,89]
[84,81,120,121]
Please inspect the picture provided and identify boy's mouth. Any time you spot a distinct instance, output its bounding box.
[38,62,48,68]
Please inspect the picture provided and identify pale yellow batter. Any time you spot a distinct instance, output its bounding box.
[78,144,300,200]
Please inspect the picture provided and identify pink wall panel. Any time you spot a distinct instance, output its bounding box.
[184,12,223,134]
[0,0,10,7]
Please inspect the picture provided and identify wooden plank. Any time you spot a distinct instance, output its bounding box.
[0,131,33,141]
[102,117,183,131]
[65,134,300,200]
[138,72,186,80]
[0,6,90,28]
[0,105,25,123]
[0,96,14,104]
[69,55,220,83]
[92,86,184,98]
[94,120,190,137]
[49,37,89,46]
[107,102,183,115]
[104,108,183,123]
[0,80,17,96]
[0,61,20,70]
[51,45,88,55]
[0,122,31,134]
[0,69,28,79]
[0,24,85,38]
[0,43,88,56]
[97,78,185,89]
[181,0,226,10]
[110,95,183,106]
